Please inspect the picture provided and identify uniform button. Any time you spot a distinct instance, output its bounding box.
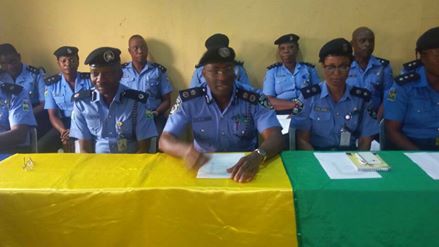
[221,132,225,136]
[336,112,340,116]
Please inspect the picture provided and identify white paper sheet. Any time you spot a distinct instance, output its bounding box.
[197,153,245,178]
[405,152,439,180]
[314,152,381,179]
[276,115,292,135]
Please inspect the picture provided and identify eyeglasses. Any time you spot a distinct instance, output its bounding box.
[323,65,350,74]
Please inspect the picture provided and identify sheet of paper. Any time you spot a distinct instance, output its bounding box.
[197,153,245,179]
[405,152,439,180]
[314,152,381,179]
[276,115,291,135]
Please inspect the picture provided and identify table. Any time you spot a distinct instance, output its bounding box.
[0,153,297,247]
[282,151,439,247]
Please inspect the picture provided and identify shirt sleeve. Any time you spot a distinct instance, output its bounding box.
[9,91,37,127]
[309,67,321,85]
[36,70,46,103]
[44,86,57,109]
[360,102,379,137]
[236,65,251,85]
[136,102,158,141]
[382,64,394,91]
[189,68,204,88]
[159,70,173,96]
[262,69,276,96]
[253,102,281,133]
[69,101,93,140]
[163,97,190,137]
[290,95,312,131]
[383,83,407,122]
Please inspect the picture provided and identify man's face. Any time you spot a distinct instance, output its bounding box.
[90,65,122,95]
[278,43,298,63]
[128,37,148,63]
[322,55,351,87]
[57,55,79,76]
[0,52,22,76]
[202,62,236,98]
[352,30,375,58]
[421,48,439,78]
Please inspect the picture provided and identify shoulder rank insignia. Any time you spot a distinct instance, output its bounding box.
[237,88,260,105]
[234,60,244,66]
[179,87,205,102]
[267,62,282,70]
[300,62,315,68]
[151,62,167,73]
[394,72,419,85]
[44,74,61,85]
[375,57,390,66]
[26,65,41,74]
[121,62,129,68]
[350,86,371,102]
[72,89,92,102]
[402,59,422,71]
[121,89,148,103]
[300,84,321,99]
[79,72,90,79]
[0,83,23,95]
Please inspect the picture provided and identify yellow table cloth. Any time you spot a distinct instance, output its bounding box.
[0,153,297,247]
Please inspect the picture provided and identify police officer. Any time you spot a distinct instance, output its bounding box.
[43,46,92,152]
[70,47,157,153]
[189,33,256,91]
[0,43,50,138]
[120,34,173,135]
[291,38,378,150]
[0,82,37,153]
[384,27,439,150]
[263,33,320,113]
[160,46,284,183]
[347,27,393,120]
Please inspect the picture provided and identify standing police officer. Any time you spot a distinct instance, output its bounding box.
[43,46,92,152]
[384,27,439,150]
[70,47,157,153]
[347,27,393,120]
[160,46,283,183]
[291,38,378,150]
[263,34,320,113]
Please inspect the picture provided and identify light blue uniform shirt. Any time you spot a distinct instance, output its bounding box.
[70,84,157,153]
[44,72,92,119]
[263,62,320,100]
[291,82,378,149]
[120,62,173,111]
[164,84,281,152]
[347,55,393,109]
[0,64,45,105]
[384,67,439,141]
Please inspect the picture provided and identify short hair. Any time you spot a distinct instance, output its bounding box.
[0,43,18,56]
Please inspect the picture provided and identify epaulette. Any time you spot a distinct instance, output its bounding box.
[44,74,61,85]
[79,72,90,79]
[236,88,260,105]
[72,89,92,102]
[121,89,148,103]
[350,86,371,102]
[394,72,420,85]
[300,84,321,99]
[151,62,167,73]
[375,57,390,66]
[234,60,244,66]
[0,82,23,95]
[179,87,205,102]
[121,62,129,68]
[26,65,41,74]
[402,59,422,71]
[266,62,282,70]
[300,62,315,68]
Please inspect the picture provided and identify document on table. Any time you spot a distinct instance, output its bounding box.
[405,152,439,180]
[314,152,382,179]
[276,115,291,135]
[197,153,245,178]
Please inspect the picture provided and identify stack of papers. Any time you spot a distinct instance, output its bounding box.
[405,152,439,180]
[276,115,291,135]
[347,152,391,171]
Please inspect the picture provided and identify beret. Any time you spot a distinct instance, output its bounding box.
[319,38,353,62]
[198,47,236,66]
[416,26,439,52]
[53,46,78,58]
[274,33,300,45]
[84,47,121,67]
[205,33,229,49]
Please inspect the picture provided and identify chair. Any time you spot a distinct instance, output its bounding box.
[29,127,38,153]
[288,127,296,150]
[379,119,387,150]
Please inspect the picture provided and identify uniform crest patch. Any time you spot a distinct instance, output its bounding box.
[387,88,397,101]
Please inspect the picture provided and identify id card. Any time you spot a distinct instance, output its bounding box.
[340,130,351,147]
[117,138,128,152]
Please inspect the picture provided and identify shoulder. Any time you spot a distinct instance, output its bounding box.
[72,89,92,102]
[299,62,316,68]
[394,71,420,86]
[26,65,43,74]
[349,86,372,102]
[150,62,167,73]
[44,74,61,85]
[266,62,282,70]
[121,89,148,103]
[79,72,90,79]
[0,82,23,95]
[374,56,390,67]
[179,87,206,102]
[300,84,321,99]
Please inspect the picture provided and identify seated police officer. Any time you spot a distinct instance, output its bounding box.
[384,27,439,150]
[0,82,37,153]
[291,38,378,150]
[189,33,256,91]
[43,46,92,152]
[120,34,173,135]
[348,27,393,121]
[70,47,157,153]
[160,46,284,183]
[263,34,320,113]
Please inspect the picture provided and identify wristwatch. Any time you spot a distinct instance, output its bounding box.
[254,148,268,162]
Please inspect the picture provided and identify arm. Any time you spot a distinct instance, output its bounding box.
[385,120,419,150]
[154,92,171,116]
[0,124,30,147]
[296,129,314,150]
[47,109,69,143]
[136,139,150,153]
[267,96,297,111]
[358,136,373,150]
